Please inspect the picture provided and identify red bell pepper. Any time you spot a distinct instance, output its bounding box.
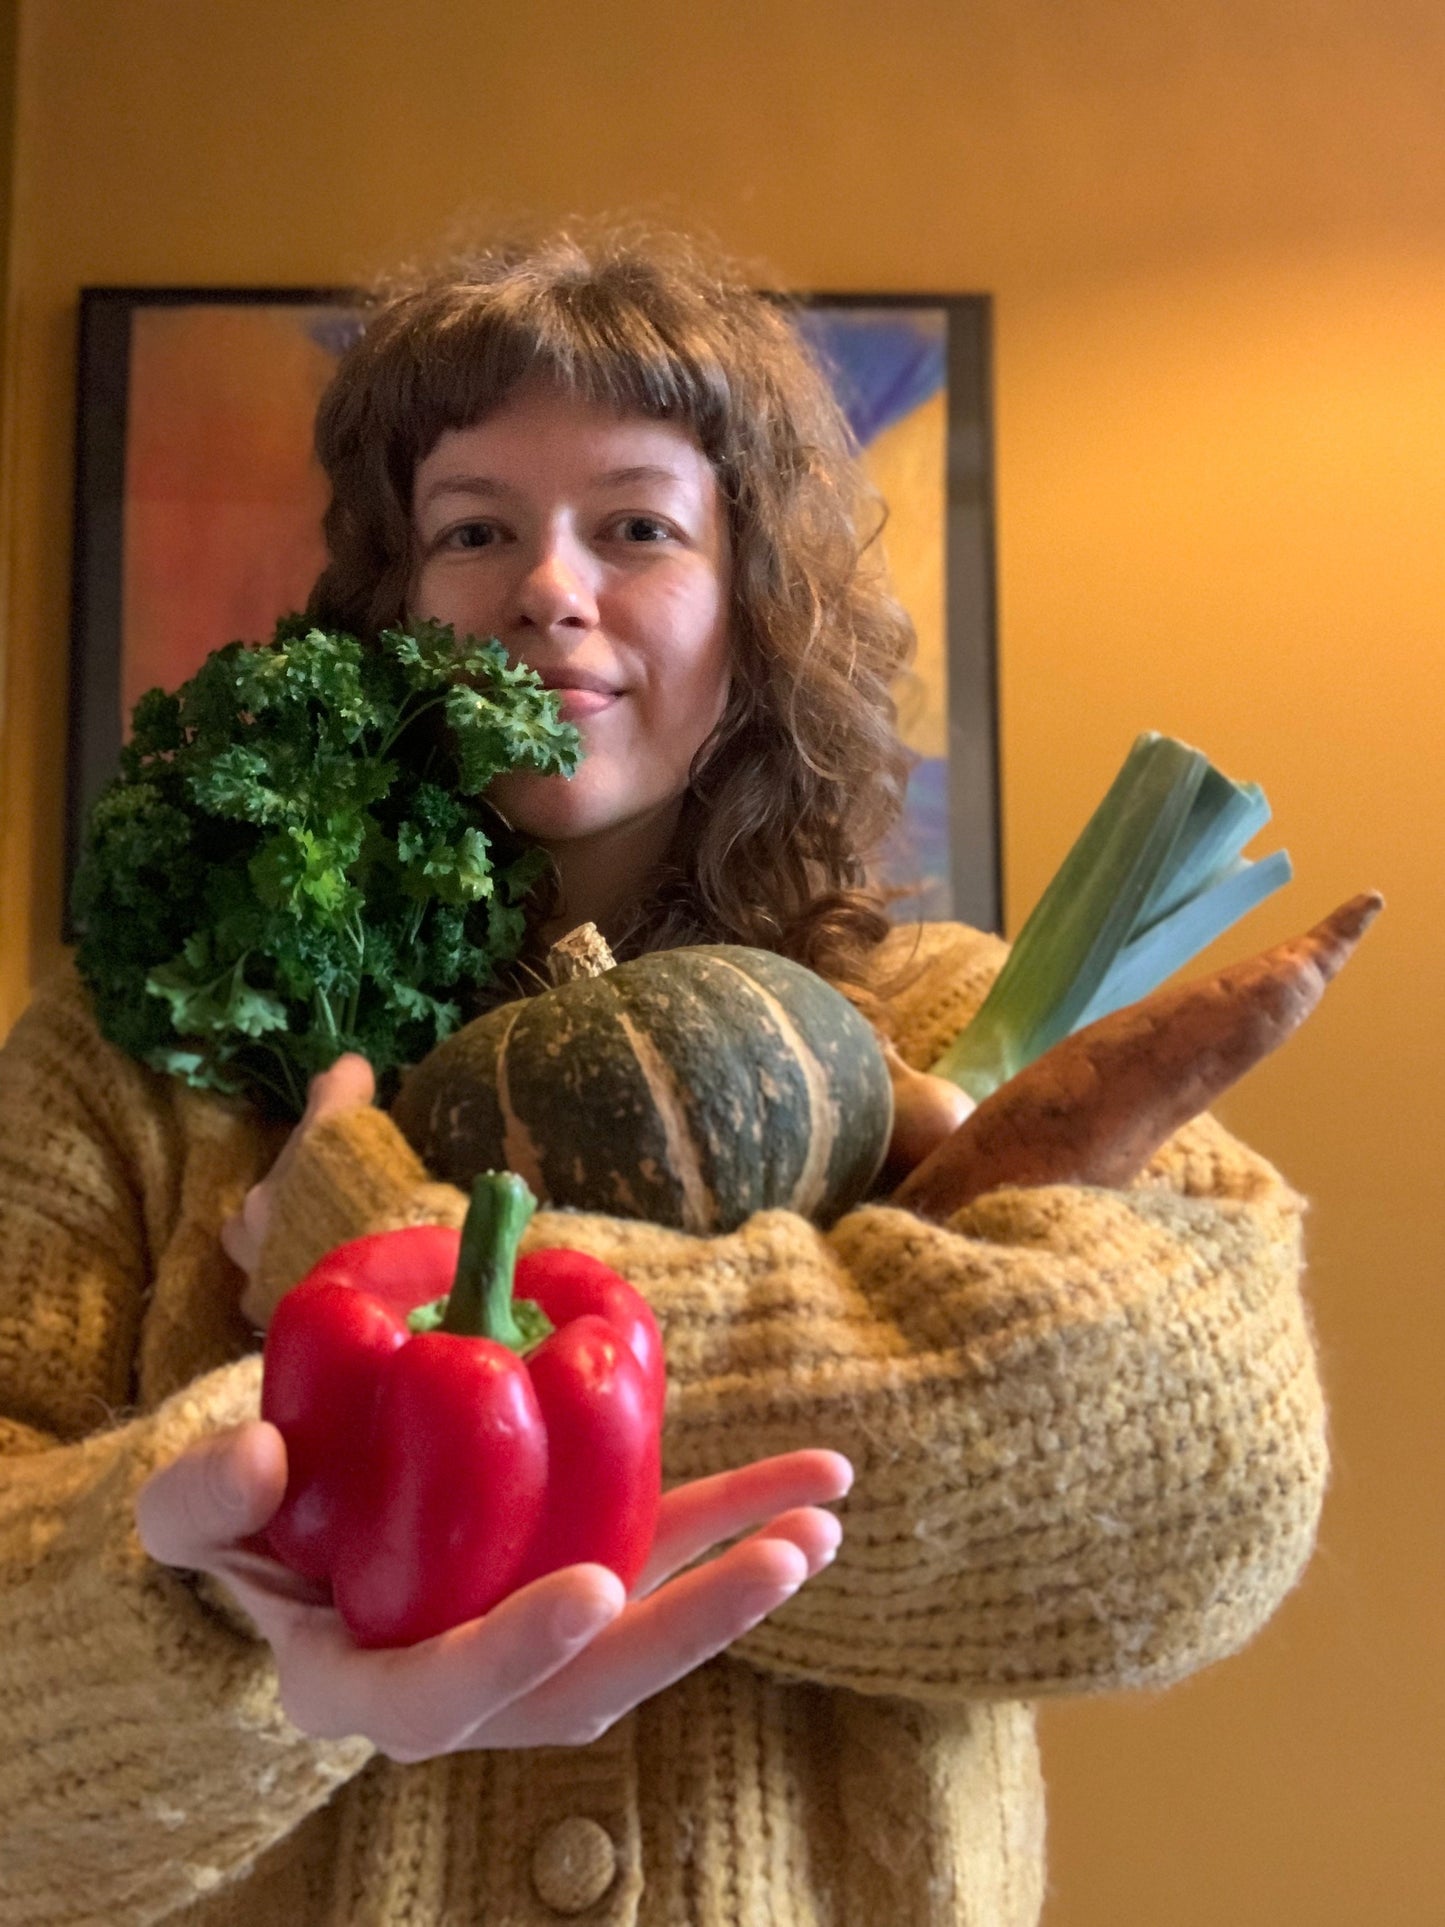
[260,1170,665,1648]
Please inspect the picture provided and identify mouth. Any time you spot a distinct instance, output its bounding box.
[530,668,623,722]
[553,687,618,722]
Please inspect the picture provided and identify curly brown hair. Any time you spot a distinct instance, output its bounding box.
[305,221,919,1014]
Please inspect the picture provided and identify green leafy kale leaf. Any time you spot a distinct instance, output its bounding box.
[71,616,580,1119]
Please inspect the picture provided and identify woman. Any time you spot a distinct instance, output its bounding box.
[0,227,1328,1927]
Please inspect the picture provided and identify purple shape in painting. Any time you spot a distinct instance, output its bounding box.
[792,309,946,447]
[877,755,952,920]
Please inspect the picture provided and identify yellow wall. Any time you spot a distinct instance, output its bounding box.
[2,3,1440,1920]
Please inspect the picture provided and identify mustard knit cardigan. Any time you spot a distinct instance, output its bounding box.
[0,923,1328,1927]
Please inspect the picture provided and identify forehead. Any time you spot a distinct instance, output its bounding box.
[414,379,713,491]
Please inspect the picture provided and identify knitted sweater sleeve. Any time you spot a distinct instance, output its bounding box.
[247,923,1329,1710]
[0,980,372,1926]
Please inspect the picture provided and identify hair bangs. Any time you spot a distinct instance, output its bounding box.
[369,273,737,495]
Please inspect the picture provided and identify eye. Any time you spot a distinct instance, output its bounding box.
[611,514,673,544]
[440,520,503,551]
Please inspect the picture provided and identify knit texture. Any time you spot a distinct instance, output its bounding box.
[0,924,1328,1926]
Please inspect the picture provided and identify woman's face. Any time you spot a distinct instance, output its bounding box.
[408,381,732,855]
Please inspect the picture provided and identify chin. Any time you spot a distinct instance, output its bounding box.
[487,773,626,845]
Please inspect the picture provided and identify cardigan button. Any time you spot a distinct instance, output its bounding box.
[530,1816,618,1914]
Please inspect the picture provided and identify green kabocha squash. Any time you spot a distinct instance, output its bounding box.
[391,924,894,1234]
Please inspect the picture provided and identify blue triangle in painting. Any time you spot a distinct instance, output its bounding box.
[793,310,946,448]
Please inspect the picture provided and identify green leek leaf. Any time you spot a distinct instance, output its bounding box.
[930,733,1290,1100]
[1072,848,1292,1030]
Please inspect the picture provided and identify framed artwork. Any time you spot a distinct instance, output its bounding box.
[67,287,1000,932]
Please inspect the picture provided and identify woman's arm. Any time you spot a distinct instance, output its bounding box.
[677,1128,1323,1702]
[707,922,1326,1700]
[248,1060,1325,1712]
[0,983,852,1926]
[0,980,374,1926]
[0,1365,378,1926]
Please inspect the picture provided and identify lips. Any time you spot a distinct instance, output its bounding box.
[531,668,618,695]
[552,687,618,722]
[529,668,622,723]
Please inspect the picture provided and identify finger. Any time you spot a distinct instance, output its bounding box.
[221,1177,272,1272]
[730,1504,843,1576]
[238,1271,271,1333]
[277,1564,627,1757]
[637,1449,852,1595]
[259,1518,831,1760]
[219,1209,252,1272]
[476,1532,812,1750]
[135,1421,288,1569]
[305,1053,375,1121]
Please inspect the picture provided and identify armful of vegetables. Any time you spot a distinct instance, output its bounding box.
[261,1169,665,1648]
[883,732,1383,1220]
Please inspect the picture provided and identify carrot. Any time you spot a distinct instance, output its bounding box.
[891,891,1383,1224]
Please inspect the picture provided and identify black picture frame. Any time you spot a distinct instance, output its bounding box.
[67,286,1001,935]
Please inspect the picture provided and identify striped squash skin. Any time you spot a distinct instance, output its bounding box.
[391,945,893,1233]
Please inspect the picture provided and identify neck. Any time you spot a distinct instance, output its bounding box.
[536,801,684,950]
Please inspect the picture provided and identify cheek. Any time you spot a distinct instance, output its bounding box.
[700,660,732,736]
[657,648,730,756]
[649,580,731,704]
[405,559,444,625]
[408,559,498,632]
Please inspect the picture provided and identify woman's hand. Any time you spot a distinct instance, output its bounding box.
[136,1423,851,1763]
[222,1054,377,1328]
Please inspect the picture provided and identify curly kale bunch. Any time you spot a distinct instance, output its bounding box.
[72,616,580,1119]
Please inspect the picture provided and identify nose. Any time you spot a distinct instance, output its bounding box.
[513,534,599,634]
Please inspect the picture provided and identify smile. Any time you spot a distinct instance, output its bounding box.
[551,687,620,722]
[527,668,623,722]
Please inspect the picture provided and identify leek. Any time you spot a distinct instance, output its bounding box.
[930,733,1292,1101]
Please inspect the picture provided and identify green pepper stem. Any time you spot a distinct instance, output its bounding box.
[440,1170,553,1353]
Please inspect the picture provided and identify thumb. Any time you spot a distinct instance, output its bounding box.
[136,1420,288,1570]
[304,1053,376,1124]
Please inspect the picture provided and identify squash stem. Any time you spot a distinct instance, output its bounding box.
[546,922,618,984]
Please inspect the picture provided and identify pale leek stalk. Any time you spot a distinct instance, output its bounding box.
[930,733,1292,1101]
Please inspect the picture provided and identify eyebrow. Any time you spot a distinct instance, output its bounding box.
[417,464,689,512]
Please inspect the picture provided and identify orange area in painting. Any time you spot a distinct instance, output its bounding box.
[859,387,947,760]
[122,307,336,724]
